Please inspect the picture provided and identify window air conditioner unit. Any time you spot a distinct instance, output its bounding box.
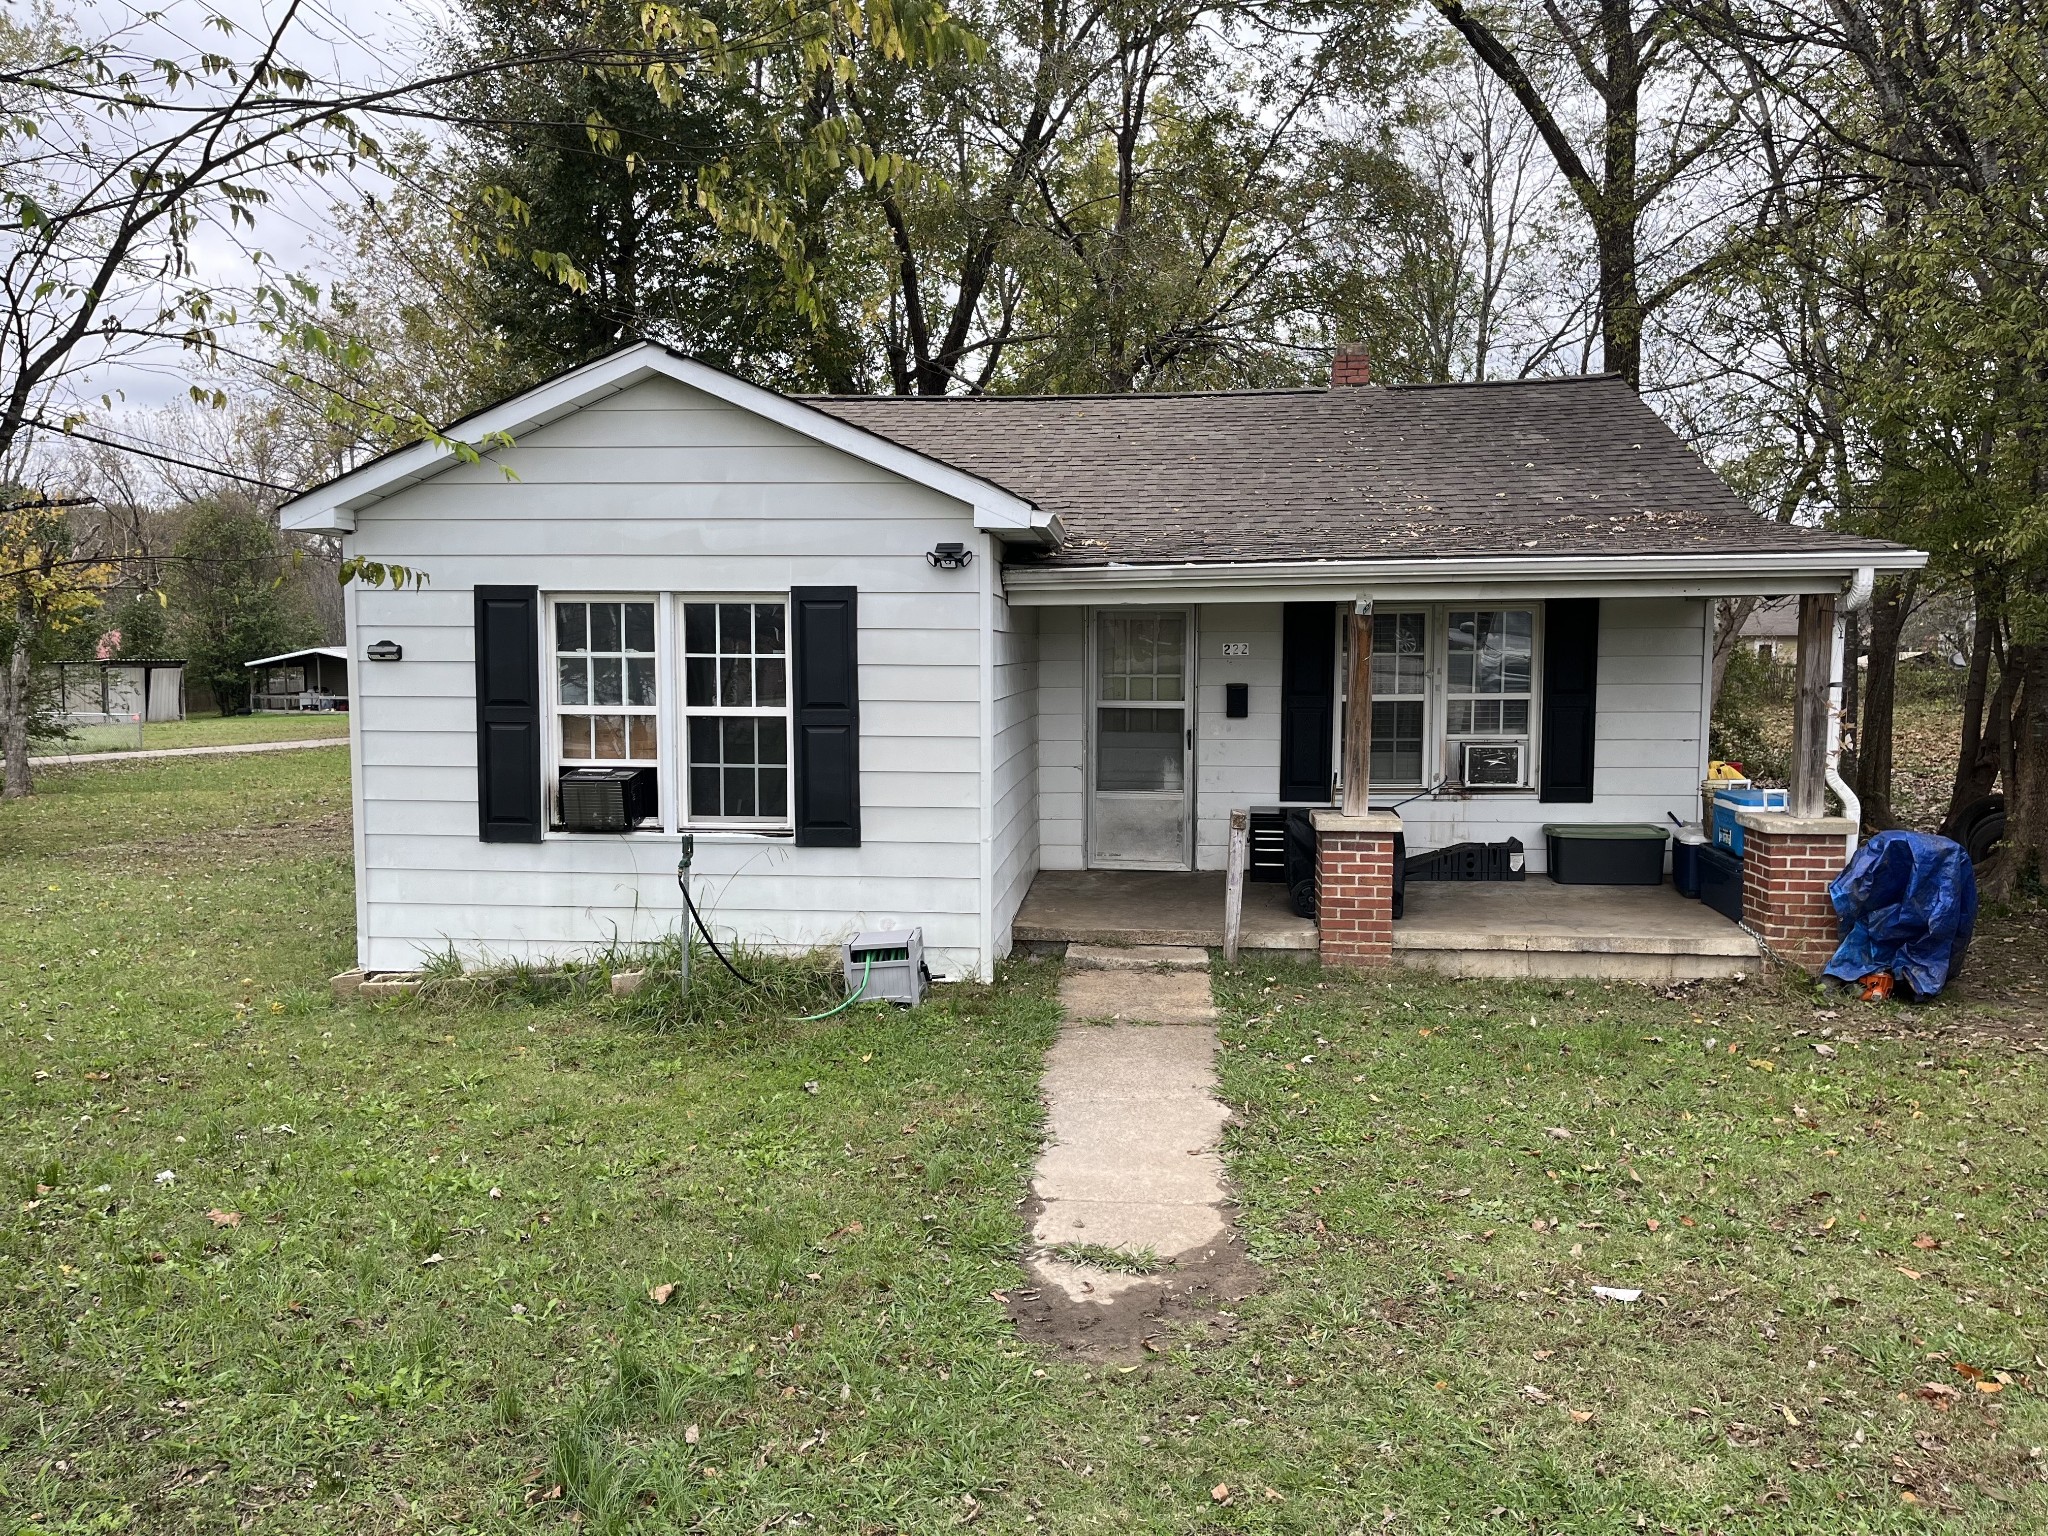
[1460,739,1527,788]
[558,766,659,831]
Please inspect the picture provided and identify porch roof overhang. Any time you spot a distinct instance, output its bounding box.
[999,547,1928,606]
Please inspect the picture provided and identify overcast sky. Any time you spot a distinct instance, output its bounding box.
[72,0,448,415]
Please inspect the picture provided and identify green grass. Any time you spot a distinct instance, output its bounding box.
[32,712,351,757]
[3,750,2046,1532]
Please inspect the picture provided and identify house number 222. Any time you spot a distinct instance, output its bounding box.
[1220,642,1251,657]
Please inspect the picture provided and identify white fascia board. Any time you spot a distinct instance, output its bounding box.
[1000,548,1927,606]
[280,343,1051,541]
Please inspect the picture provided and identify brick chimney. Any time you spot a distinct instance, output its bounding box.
[1331,343,1371,387]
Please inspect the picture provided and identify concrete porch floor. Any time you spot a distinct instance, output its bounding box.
[1013,869,1761,981]
[1396,880,1761,981]
[1013,870,1318,952]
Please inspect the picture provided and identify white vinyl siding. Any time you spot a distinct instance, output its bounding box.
[989,597,1039,957]
[1034,607,1087,870]
[347,374,993,978]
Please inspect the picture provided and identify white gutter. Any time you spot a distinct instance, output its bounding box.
[1002,547,1928,604]
[1826,566,1875,857]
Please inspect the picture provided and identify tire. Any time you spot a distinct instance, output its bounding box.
[1945,792,2004,846]
[1965,810,2007,865]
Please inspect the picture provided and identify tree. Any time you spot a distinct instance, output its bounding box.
[169,503,315,716]
[1416,0,1748,386]
[0,496,113,797]
[1705,0,2048,882]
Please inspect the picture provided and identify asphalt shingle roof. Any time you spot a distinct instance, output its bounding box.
[807,375,1905,567]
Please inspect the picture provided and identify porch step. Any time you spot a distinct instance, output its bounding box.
[1065,943,1211,972]
[1391,881,1762,983]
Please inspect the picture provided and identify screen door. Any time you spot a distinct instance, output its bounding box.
[1088,610,1192,868]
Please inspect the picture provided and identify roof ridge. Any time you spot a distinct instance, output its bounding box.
[1383,372,1625,391]
[803,387,1331,403]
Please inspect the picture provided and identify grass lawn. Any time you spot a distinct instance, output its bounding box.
[30,713,351,758]
[4,751,2046,1533]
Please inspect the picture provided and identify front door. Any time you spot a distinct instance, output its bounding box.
[1088,609,1193,869]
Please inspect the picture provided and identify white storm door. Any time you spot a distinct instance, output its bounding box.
[1088,609,1193,869]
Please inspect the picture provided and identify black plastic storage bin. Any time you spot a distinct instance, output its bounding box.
[1542,823,1669,885]
[1697,844,1745,922]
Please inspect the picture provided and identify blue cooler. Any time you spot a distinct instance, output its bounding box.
[1671,825,1708,898]
[1713,787,1789,856]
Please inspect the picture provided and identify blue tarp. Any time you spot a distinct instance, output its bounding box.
[1823,830,1977,999]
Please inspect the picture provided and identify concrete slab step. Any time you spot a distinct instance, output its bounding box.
[1058,969,1216,1024]
[1065,943,1211,972]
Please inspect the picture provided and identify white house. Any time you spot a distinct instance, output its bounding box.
[283,343,1924,980]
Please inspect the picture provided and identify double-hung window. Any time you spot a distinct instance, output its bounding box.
[555,599,658,764]
[682,600,790,825]
[1369,611,1428,786]
[1446,609,1534,738]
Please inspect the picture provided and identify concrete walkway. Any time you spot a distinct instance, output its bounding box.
[1012,944,1254,1353]
[27,736,348,767]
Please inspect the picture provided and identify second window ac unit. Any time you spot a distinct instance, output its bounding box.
[1460,739,1527,788]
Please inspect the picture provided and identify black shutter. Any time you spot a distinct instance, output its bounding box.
[792,586,861,847]
[1279,602,1336,802]
[474,585,544,842]
[1540,598,1600,803]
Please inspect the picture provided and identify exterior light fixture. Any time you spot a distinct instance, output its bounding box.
[365,640,403,661]
[926,542,973,570]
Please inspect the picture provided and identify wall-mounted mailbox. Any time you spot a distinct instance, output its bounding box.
[1225,682,1249,719]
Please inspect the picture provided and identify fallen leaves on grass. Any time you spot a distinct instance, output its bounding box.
[649,1282,678,1305]
[205,1209,240,1228]
[1210,1483,1231,1504]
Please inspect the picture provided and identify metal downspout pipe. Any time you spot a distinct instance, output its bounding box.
[1827,567,1876,856]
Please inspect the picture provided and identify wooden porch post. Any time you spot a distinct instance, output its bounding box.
[1341,599,1374,817]
[1790,592,1836,818]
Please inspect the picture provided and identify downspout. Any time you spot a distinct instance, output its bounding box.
[1826,567,1875,856]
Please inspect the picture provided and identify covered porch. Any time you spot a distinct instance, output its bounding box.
[1010,869,1761,981]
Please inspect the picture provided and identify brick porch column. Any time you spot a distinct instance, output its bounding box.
[1312,809,1401,967]
[1737,810,1855,974]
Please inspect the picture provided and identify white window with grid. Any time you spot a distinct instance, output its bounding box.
[682,600,790,825]
[1447,609,1535,737]
[1369,610,1428,786]
[553,598,659,765]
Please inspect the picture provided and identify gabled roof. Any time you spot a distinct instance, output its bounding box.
[279,343,1055,543]
[809,376,1915,570]
[245,646,349,668]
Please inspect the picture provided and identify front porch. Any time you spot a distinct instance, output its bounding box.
[1011,870,1761,981]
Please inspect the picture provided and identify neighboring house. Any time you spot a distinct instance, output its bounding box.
[282,342,1925,979]
[44,658,187,723]
[1737,597,1802,661]
[247,646,351,711]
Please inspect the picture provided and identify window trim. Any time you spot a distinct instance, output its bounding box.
[544,592,666,833]
[678,594,794,833]
[1333,602,1546,797]
[538,591,798,838]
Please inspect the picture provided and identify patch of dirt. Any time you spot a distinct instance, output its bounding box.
[73,810,353,869]
[1948,898,2048,1026]
[1003,1195,1260,1365]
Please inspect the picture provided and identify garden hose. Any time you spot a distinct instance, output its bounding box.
[677,862,756,987]
[796,954,871,1022]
